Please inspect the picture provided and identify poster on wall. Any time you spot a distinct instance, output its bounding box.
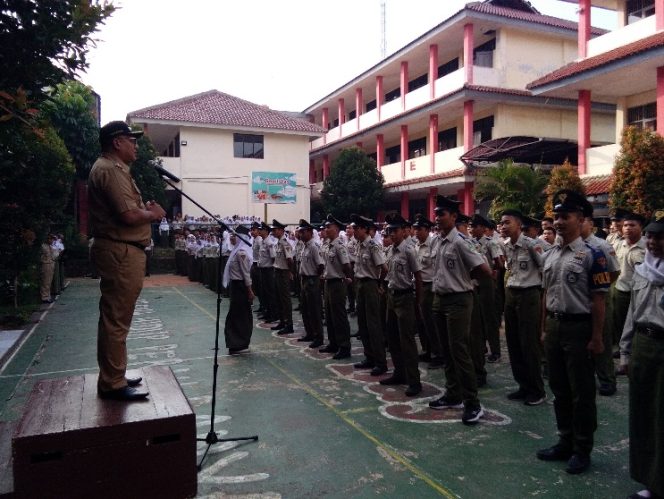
[251,171,297,204]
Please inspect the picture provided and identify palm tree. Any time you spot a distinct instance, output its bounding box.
[474,159,548,219]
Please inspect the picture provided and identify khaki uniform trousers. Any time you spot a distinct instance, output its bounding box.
[40,261,55,300]
[385,291,419,385]
[324,279,350,350]
[300,276,323,342]
[357,279,386,369]
[91,239,145,392]
[275,268,293,327]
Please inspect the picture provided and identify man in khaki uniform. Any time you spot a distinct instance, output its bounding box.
[297,219,324,348]
[40,234,56,304]
[271,219,295,334]
[89,121,166,401]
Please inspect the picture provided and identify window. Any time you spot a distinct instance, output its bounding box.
[438,127,457,151]
[438,58,459,78]
[408,137,427,158]
[162,133,180,157]
[385,87,401,102]
[385,145,401,164]
[628,102,656,130]
[473,116,494,145]
[233,133,264,159]
[348,109,356,120]
[473,38,496,68]
[627,0,655,24]
[333,118,339,127]
[408,73,428,92]
[366,99,377,112]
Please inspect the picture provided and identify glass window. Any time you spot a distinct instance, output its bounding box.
[385,145,400,164]
[408,137,427,158]
[438,58,459,78]
[628,102,657,130]
[349,109,356,120]
[438,127,457,151]
[366,99,377,112]
[385,87,401,102]
[627,0,655,24]
[473,38,496,68]
[408,73,428,92]
[473,116,494,145]
[233,133,264,159]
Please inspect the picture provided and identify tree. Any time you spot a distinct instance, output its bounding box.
[474,159,548,219]
[610,126,664,218]
[131,134,168,210]
[321,147,384,220]
[544,159,585,217]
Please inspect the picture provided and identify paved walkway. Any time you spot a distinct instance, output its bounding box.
[0,275,637,498]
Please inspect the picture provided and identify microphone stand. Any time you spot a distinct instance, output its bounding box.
[157,175,258,471]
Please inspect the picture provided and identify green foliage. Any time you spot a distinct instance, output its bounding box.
[544,159,585,217]
[131,134,167,209]
[41,80,100,179]
[321,147,384,220]
[474,159,548,220]
[610,126,664,218]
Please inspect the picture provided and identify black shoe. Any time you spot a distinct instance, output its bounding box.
[429,396,463,410]
[427,357,445,370]
[98,386,149,401]
[41,298,53,304]
[370,366,388,376]
[418,352,432,362]
[536,444,573,462]
[271,322,286,330]
[126,376,142,387]
[405,383,422,397]
[507,388,528,401]
[379,376,406,386]
[612,350,620,359]
[486,353,501,363]
[350,332,360,338]
[524,394,546,406]
[565,453,591,474]
[353,360,374,369]
[461,405,484,425]
[277,326,294,335]
[477,377,487,388]
[228,347,250,355]
[297,336,314,342]
[598,383,617,396]
[319,344,338,353]
[309,340,323,348]
[332,349,351,360]
[294,306,301,312]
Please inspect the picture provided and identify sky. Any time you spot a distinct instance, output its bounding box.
[80,0,616,123]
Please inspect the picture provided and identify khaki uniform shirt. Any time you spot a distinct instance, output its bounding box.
[415,235,435,283]
[228,248,252,286]
[479,235,502,263]
[299,239,322,276]
[354,236,386,280]
[323,237,349,279]
[504,233,543,289]
[607,232,623,249]
[386,239,420,290]
[585,234,619,273]
[432,228,485,295]
[542,236,611,314]
[258,236,276,268]
[88,156,150,245]
[274,235,293,270]
[252,235,263,262]
[295,239,305,261]
[346,237,359,263]
[615,237,646,292]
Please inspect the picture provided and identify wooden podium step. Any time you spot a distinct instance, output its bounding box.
[12,365,196,498]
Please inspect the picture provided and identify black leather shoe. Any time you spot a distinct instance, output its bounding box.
[277,326,294,335]
[319,345,338,353]
[370,366,388,376]
[536,444,573,461]
[271,322,285,330]
[353,360,374,369]
[565,453,591,474]
[598,383,617,396]
[379,376,406,386]
[126,376,142,387]
[297,336,314,342]
[405,383,422,396]
[332,349,351,360]
[98,386,149,401]
[308,339,323,348]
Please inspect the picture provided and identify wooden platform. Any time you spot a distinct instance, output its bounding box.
[11,366,196,498]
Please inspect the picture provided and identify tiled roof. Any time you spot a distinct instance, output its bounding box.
[528,31,664,89]
[128,90,325,135]
[582,174,612,195]
[384,168,466,188]
[466,2,606,35]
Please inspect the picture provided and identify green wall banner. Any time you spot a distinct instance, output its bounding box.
[252,172,297,204]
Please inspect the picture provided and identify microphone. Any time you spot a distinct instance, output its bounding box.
[149,160,181,182]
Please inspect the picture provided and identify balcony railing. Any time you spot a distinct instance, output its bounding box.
[434,146,465,174]
[380,161,402,184]
[587,16,655,58]
[404,155,431,180]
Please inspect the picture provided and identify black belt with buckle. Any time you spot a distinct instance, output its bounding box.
[326,278,343,282]
[358,277,378,282]
[547,311,592,322]
[301,275,319,280]
[636,324,664,340]
[389,288,414,296]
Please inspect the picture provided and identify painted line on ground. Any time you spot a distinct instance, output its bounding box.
[267,358,456,499]
[340,406,377,415]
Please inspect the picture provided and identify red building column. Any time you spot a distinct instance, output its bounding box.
[464,23,474,85]
[578,89,591,175]
[309,159,315,184]
[323,154,330,179]
[658,67,664,136]
[463,182,475,215]
[400,61,408,110]
[338,98,345,125]
[400,125,408,179]
[658,0,664,30]
[457,188,465,212]
[429,114,438,174]
[429,44,438,99]
[322,107,329,145]
[463,100,474,152]
[376,134,385,170]
[578,0,591,58]
[355,88,363,130]
[427,187,437,221]
[400,192,409,219]
[376,76,384,121]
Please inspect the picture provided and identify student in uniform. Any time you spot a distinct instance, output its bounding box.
[271,219,295,334]
[297,219,325,348]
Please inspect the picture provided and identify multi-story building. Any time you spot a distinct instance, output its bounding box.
[305,0,616,220]
[528,0,664,214]
[128,90,324,223]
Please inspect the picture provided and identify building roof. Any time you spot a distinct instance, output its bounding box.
[528,31,664,90]
[582,174,612,195]
[384,168,467,188]
[460,136,578,165]
[128,90,325,135]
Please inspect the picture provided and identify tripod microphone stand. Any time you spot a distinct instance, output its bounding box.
[157,173,258,471]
